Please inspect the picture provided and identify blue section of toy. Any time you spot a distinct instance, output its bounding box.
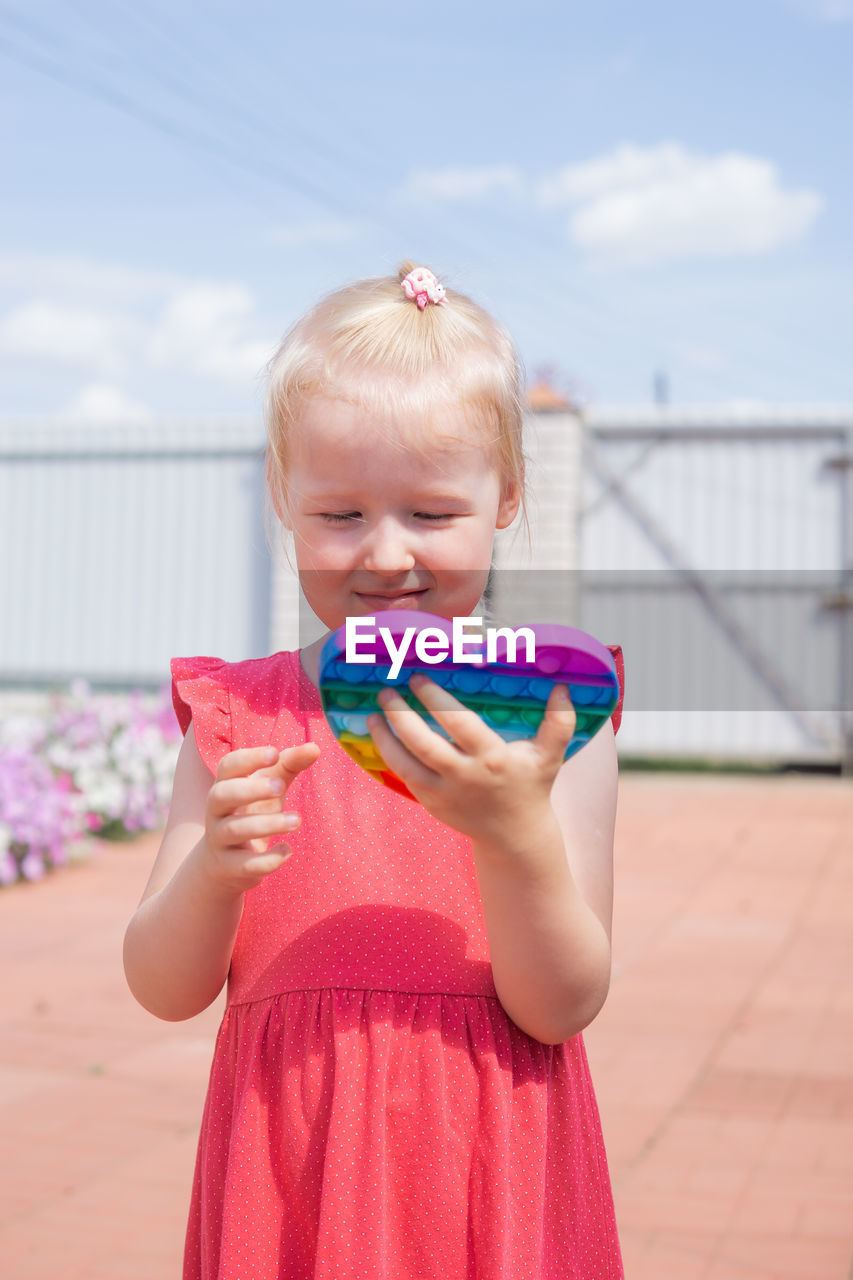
[317,611,619,794]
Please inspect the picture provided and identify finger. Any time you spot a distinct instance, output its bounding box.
[216,746,280,781]
[242,793,287,817]
[272,742,321,786]
[403,674,503,755]
[216,810,301,848]
[533,684,577,762]
[208,773,286,818]
[366,709,444,791]
[230,843,296,876]
[376,684,466,771]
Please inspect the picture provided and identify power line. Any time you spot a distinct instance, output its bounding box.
[0,1,663,369]
[0,11,359,220]
[0,3,615,329]
[0,4,819,403]
[103,0,383,187]
[0,8,583,340]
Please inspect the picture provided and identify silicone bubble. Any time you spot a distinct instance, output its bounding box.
[318,610,620,802]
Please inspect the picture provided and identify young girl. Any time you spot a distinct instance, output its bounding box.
[123,263,625,1280]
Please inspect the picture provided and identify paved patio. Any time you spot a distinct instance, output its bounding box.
[2,772,852,1279]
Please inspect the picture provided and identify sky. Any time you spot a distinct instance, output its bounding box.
[0,0,851,422]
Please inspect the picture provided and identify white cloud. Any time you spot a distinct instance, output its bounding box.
[0,301,130,374]
[538,143,823,268]
[269,218,363,247]
[539,144,687,207]
[62,384,152,425]
[0,252,181,304]
[148,284,273,381]
[400,165,523,203]
[0,251,274,393]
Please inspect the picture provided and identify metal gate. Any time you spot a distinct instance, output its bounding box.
[578,409,853,771]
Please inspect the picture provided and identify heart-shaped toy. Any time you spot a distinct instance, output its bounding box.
[318,610,620,802]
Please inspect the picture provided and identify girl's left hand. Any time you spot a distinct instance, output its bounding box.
[366,673,577,846]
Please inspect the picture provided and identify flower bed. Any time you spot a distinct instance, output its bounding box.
[0,681,181,886]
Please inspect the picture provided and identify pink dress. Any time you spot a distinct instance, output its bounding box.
[171,646,625,1280]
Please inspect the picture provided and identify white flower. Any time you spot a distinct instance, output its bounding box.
[86,775,127,818]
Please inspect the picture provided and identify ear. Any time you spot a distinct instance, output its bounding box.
[496,480,521,530]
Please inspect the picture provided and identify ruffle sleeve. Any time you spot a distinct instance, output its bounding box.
[170,655,232,778]
[607,644,625,736]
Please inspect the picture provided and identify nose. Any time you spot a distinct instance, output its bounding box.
[360,516,416,574]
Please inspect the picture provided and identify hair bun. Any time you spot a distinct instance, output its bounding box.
[397,260,418,283]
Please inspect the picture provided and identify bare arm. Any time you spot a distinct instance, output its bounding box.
[123,725,318,1021]
[470,722,618,1045]
[367,678,618,1045]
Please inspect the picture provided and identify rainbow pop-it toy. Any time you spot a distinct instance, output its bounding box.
[318,610,620,801]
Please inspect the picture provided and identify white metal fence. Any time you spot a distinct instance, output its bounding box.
[0,421,272,686]
[1,409,850,767]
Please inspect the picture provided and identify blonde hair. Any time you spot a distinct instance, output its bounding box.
[264,261,526,532]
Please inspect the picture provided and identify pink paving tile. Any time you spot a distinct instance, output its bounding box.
[616,1185,739,1235]
[624,1237,715,1280]
[815,1125,853,1176]
[613,1226,651,1272]
[757,1115,843,1174]
[728,1184,808,1236]
[689,1067,794,1119]
[108,1023,223,1090]
[590,1104,664,1169]
[78,1251,183,1280]
[604,776,853,1280]
[786,1073,853,1119]
[0,1063,67,1106]
[2,1228,102,1280]
[715,1231,853,1279]
[591,1027,722,1110]
[4,777,853,1280]
[6,1260,90,1280]
[797,1189,853,1240]
[704,1265,775,1280]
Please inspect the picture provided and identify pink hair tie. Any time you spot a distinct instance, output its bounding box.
[401,266,447,310]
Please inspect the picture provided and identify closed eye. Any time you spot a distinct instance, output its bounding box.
[319,511,455,524]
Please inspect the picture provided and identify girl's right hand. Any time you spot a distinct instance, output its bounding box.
[203,742,320,894]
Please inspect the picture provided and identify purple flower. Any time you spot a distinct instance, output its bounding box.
[20,849,46,881]
[0,852,18,886]
[0,682,181,886]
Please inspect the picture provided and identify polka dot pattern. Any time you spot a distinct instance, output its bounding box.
[170,649,625,1279]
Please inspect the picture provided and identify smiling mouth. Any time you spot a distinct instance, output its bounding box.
[354,590,428,610]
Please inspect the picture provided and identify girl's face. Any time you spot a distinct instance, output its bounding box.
[283,395,520,631]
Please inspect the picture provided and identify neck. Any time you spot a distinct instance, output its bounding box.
[299,634,331,687]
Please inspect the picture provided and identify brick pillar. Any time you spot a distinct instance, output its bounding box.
[490,410,582,626]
